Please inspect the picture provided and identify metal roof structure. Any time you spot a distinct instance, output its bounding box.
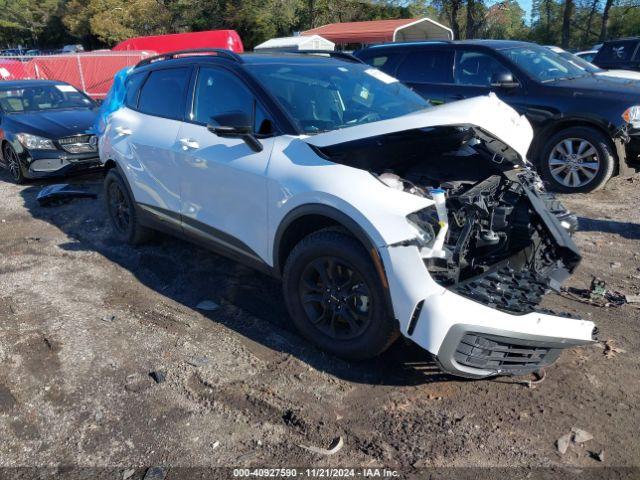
[254,35,335,51]
[301,18,454,45]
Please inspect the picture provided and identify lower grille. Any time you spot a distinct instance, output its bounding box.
[454,266,549,314]
[454,332,561,374]
[58,135,97,154]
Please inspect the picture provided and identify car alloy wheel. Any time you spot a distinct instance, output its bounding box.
[5,147,21,182]
[548,138,600,188]
[107,182,131,233]
[299,256,372,340]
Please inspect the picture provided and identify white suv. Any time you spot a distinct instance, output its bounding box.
[99,49,596,379]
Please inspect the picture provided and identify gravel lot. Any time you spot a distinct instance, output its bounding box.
[0,168,639,477]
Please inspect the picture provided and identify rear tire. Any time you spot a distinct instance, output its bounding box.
[3,144,25,184]
[539,126,615,193]
[283,229,399,360]
[104,169,153,245]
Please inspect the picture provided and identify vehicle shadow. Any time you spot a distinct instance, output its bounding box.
[577,216,640,240]
[10,171,458,387]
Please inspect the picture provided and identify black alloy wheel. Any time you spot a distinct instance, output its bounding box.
[299,256,373,341]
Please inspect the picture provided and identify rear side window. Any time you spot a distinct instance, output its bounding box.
[138,67,190,119]
[124,72,146,108]
[396,50,454,84]
[360,52,404,74]
[596,40,639,64]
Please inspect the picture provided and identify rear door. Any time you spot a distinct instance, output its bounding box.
[111,66,191,219]
[175,65,275,263]
[393,48,458,105]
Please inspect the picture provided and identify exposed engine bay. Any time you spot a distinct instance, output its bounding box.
[317,126,581,314]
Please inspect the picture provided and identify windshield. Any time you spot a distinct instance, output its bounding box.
[556,50,602,73]
[0,84,94,113]
[246,61,430,134]
[501,46,591,82]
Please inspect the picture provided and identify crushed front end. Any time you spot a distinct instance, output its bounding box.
[306,95,597,379]
[377,163,596,378]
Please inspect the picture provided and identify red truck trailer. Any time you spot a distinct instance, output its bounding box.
[113,30,244,54]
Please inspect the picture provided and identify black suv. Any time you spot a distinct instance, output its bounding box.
[356,40,640,192]
[593,38,640,72]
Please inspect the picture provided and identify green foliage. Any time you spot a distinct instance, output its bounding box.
[0,0,60,46]
[0,0,636,51]
[483,0,526,39]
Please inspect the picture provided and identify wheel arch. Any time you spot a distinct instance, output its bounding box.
[273,203,395,322]
[531,119,619,171]
[273,204,385,279]
[103,158,118,171]
[0,139,9,162]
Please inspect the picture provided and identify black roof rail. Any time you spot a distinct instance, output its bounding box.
[255,49,364,64]
[135,48,243,68]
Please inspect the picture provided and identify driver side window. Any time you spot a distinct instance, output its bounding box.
[455,51,512,87]
[191,67,272,135]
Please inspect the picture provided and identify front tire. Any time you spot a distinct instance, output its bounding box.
[539,126,615,193]
[3,144,25,184]
[283,229,399,360]
[104,169,152,245]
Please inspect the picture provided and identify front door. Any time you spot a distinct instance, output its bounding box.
[452,49,529,117]
[175,65,275,263]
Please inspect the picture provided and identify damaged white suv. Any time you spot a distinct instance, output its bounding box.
[100,49,596,378]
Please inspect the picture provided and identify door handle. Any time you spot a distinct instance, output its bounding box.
[115,126,132,136]
[179,138,200,150]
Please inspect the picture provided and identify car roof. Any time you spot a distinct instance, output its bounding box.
[134,50,364,73]
[0,79,68,89]
[360,39,535,52]
[240,52,361,65]
[602,37,640,42]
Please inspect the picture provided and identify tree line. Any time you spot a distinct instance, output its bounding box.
[0,0,638,51]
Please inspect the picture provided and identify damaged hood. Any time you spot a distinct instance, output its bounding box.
[303,93,534,164]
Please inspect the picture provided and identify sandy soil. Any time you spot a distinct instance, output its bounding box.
[0,168,638,477]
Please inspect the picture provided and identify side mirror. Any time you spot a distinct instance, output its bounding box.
[490,71,519,89]
[207,111,263,152]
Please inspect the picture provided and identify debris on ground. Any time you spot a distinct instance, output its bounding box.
[557,428,594,455]
[603,339,626,358]
[212,441,220,450]
[298,436,344,456]
[195,300,219,311]
[186,356,210,367]
[521,369,546,388]
[590,450,605,462]
[101,314,117,323]
[143,466,168,480]
[625,294,640,304]
[149,370,166,384]
[492,369,546,388]
[36,184,97,207]
[122,469,135,480]
[124,374,152,393]
[572,428,594,444]
[556,433,572,455]
[561,277,626,307]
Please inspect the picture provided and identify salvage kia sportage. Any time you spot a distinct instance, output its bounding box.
[99,49,595,378]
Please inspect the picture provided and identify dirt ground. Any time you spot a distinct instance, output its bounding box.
[0,167,639,477]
